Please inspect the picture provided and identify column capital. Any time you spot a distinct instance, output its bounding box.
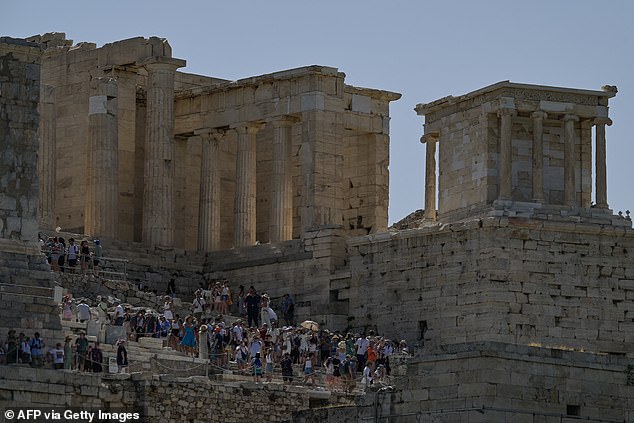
[594,117,613,126]
[531,110,547,120]
[420,132,439,144]
[563,114,579,122]
[195,127,227,142]
[497,107,517,118]
[232,122,266,136]
[141,56,186,71]
[269,115,300,128]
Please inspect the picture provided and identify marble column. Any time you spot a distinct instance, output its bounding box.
[594,117,612,209]
[270,117,296,242]
[197,130,224,252]
[498,108,516,200]
[38,85,56,229]
[531,111,547,203]
[233,123,264,247]
[421,133,438,220]
[85,77,118,238]
[563,114,579,206]
[141,57,185,247]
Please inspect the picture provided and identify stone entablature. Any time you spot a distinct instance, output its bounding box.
[416,81,616,223]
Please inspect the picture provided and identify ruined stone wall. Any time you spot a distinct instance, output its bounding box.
[346,218,634,353]
[0,367,358,423]
[0,39,40,241]
[0,37,61,338]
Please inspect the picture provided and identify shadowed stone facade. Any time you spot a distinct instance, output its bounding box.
[0,37,61,339]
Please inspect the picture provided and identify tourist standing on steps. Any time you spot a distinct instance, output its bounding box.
[280,293,295,326]
[166,274,177,298]
[162,296,173,322]
[63,336,73,370]
[80,240,91,274]
[236,285,246,317]
[281,352,293,384]
[49,342,64,369]
[302,352,316,387]
[192,291,206,322]
[116,339,128,373]
[93,239,102,277]
[66,238,79,273]
[356,333,369,372]
[90,342,103,372]
[75,332,88,371]
[96,296,109,323]
[179,316,197,357]
[244,286,261,328]
[30,332,44,367]
[57,237,66,273]
[113,301,124,326]
[252,352,263,383]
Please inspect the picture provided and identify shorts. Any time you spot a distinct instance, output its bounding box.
[68,258,78,267]
[221,295,229,301]
[93,259,100,266]
[304,367,314,375]
[253,368,262,376]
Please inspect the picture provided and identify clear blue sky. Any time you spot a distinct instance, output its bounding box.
[3,0,633,223]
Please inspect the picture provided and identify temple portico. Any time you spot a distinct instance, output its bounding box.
[416,81,619,224]
[28,33,400,251]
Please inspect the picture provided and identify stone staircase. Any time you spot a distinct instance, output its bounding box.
[57,319,210,376]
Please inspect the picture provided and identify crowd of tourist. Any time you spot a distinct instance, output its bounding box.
[40,234,102,276]
[0,329,116,373]
[2,273,410,390]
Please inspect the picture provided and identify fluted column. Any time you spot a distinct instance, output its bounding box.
[498,108,516,200]
[85,77,118,238]
[531,111,547,202]
[421,133,438,220]
[270,117,296,242]
[594,117,612,209]
[141,57,185,247]
[233,123,264,247]
[38,85,56,229]
[563,114,579,206]
[197,129,224,252]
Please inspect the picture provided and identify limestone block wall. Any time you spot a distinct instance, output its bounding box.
[346,218,634,354]
[386,342,634,422]
[0,39,41,241]
[0,367,358,423]
[0,38,61,337]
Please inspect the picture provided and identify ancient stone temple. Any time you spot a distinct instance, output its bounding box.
[416,81,618,223]
[1,31,633,422]
[30,33,399,250]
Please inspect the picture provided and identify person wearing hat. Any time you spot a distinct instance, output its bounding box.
[63,336,73,370]
[116,339,128,373]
